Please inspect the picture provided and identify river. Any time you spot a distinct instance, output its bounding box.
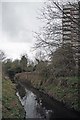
[16,83,80,119]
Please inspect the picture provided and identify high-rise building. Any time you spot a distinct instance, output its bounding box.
[63,3,79,44]
[62,2,80,75]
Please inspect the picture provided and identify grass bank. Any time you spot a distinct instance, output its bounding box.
[41,77,80,112]
[2,77,25,118]
[15,73,80,112]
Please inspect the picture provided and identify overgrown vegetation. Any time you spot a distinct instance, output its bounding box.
[43,76,79,111]
[2,77,25,118]
[2,54,35,80]
[1,40,79,112]
[0,0,80,115]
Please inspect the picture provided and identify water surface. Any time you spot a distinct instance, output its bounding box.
[16,84,80,119]
[16,88,53,119]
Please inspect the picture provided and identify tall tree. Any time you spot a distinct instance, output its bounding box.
[34,0,80,54]
[34,0,62,54]
[20,54,28,72]
[34,0,80,76]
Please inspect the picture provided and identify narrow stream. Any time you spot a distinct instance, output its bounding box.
[16,83,80,119]
[16,88,53,119]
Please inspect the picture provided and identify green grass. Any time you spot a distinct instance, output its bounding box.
[15,72,80,112]
[2,77,25,118]
[42,76,80,111]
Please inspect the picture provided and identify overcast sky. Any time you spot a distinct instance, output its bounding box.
[0,0,78,60]
[0,0,44,60]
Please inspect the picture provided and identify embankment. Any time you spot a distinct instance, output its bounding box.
[14,72,80,112]
[2,76,25,118]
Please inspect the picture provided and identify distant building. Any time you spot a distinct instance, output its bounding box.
[62,2,80,75]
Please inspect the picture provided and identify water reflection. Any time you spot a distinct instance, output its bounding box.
[16,88,53,119]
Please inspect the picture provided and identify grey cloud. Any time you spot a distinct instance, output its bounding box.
[2,2,40,43]
[2,2,20,37]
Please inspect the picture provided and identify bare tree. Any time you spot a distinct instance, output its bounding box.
[34,0,80,76]
[34,0,80,54]
[34,0,80,111]
[34,0,63,54]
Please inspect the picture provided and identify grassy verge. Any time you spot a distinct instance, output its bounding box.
[31,76,79,111]
[15,73,80,112]
[2,77,25,118]
[43,76,80,111]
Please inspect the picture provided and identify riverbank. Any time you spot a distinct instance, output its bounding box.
[2,76,25,118]
[16,82,80,118]
[15,72,80,113]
